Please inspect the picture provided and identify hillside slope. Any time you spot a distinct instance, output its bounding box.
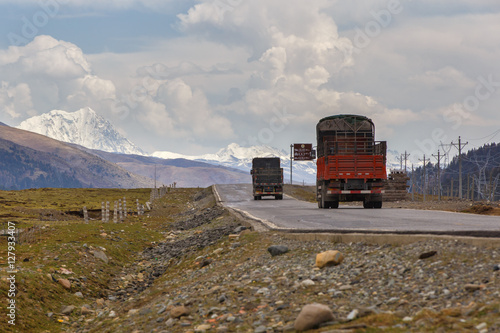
[0,126,153,189]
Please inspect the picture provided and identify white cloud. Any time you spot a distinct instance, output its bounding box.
[0,81,34,118]
[156,78,235,140]
[0,35,116,120]
[409,67,475,90]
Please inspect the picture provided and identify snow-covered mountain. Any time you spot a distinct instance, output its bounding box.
[153,144,406,185]
[153,143,318,184]
[16,108,144,155]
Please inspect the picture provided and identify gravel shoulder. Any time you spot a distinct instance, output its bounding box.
[77,186,500,333]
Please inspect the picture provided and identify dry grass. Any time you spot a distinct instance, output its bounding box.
[0,187,196,333]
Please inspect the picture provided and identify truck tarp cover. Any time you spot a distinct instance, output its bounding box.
[252,157,280,169]
[317,114,374,133]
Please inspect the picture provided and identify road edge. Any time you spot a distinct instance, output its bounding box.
[212,185,500,247]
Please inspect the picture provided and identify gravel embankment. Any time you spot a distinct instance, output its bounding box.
[78,198,500,333]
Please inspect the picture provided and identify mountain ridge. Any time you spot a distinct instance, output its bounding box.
[0,126,153,189]
[17,108,144,155]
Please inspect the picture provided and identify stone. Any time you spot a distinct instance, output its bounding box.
[268,245,289,257]
[233,226,247,233]
[199,258,213,268]
[316,250,344,268]
[157,305,167,314]
[476,323,487,330]
[254,325,267,333]
[339,285,353,291]
[58,278,71,290]
[213,248,224,255]
[170,305,190,318]
[74,292,83,298]
[464,284,483,292]
[346,309,359,321]
[93,250,109,263]
[95,298,105,309]
[301,279,316,287]
[128,309,139,316]
[419,251,437,259]
[81,306,92,315]
[294,303,334,331]
[61,305,75,315]
[195,324,212,332]
[109,311,117,317]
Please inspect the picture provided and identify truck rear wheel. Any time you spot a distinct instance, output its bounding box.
[373,201,382,209]
[324,201,339,209]
[363,201,374,209]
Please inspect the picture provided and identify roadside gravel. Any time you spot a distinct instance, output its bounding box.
[77,189,500,333]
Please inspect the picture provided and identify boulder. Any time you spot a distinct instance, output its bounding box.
[294,303,334,331]
[316,250,344,268]
[170,305,190,318]
[58,278,71,290]
[61,305,75,315]
[268,245,289,257]
[93,250,109,263]
[419,251,437,259]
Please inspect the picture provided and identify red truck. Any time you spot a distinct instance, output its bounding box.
[316,114,387,209]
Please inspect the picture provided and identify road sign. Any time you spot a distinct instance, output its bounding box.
[294,143,314,161]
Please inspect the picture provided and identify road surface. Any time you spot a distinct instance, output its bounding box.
[214,184,500,237]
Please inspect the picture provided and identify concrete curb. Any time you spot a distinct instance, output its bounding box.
[281,232,500,248]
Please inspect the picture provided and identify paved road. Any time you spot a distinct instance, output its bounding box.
[215,184,500,236]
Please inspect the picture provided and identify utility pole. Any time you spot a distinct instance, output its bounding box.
[440,143,453,168]
[419,155,427,201]
[451,136,468,199]
[401,151,410,172]
[411,164,415,201]
[432,150,444,201]
[290,144,293,185]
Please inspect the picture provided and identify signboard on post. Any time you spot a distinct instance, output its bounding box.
[293,143,314,161]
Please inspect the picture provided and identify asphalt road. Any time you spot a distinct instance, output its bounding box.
[214,184,500,237]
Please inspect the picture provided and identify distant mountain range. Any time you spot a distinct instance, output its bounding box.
[77,147,251,188]
[153,143,318,184]
[152,143,402,184]
[3,108,404,189]
[17,108,144,155]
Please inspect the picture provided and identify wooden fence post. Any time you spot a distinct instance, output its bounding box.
[83,206,89,224]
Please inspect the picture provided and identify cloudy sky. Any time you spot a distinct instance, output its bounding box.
[0,0,499,164]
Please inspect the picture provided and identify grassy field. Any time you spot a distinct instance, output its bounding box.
[0,187,194,332]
